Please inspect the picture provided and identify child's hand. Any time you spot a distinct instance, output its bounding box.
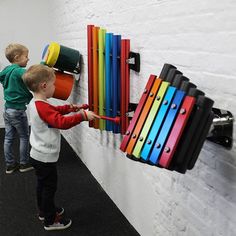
[81,110,100,121]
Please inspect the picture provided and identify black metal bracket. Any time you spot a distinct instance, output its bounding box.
[126,103,138,118]
[128,103,138,112]
[207,107,234,149]
[98,49,140,72]
[126,52,140,72]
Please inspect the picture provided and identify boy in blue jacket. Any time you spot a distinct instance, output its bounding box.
[0,43,33,174]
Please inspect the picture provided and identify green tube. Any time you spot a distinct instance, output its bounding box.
[54,45,81,74]
[98,28,106,130]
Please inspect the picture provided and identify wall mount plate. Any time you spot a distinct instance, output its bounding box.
[207,107,234,149]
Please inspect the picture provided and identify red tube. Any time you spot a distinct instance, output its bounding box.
[87,25,94,127]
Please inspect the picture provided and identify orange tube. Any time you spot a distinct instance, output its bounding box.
[126,78,162,154]
[53,71,74,100]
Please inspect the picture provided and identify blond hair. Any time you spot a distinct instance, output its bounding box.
[23,64,55,92]
[5,43,28,63]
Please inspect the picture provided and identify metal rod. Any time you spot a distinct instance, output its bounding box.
[99,116,121,124]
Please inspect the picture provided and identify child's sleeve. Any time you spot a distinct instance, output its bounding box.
[35,101,85,129]
[54,105,74,115]
[54,104,76,115]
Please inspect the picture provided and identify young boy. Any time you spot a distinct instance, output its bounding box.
[0,43,33,174]
[23,64,99,231]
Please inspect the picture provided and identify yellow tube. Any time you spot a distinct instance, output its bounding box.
[45,42,60,67]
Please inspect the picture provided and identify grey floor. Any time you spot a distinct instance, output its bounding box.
[0,128,140,236]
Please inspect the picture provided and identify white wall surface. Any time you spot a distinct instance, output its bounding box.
[49,1,236,235]
[1,0,236,235]
[0,0,53,126]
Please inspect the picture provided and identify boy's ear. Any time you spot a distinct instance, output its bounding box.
[14,55,19,62]
[39,82,47,89]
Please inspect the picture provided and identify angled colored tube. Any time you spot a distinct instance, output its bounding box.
[120,75,156,152]
[149,90,186,165]
[172,96,214,173]
[126,77,162,155]
[158,96,196,168]
[43,42,80,74]
[41,44,49,62]
[141,86,176,161]
[54,45,80,74]
[53,71,74,100]
[44,42,60,67]
[132,80,169,159]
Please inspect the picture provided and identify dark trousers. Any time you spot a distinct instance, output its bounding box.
[30,157,57,225]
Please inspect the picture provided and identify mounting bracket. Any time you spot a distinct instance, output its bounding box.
[207,107,234,149]
[127,52,140,72]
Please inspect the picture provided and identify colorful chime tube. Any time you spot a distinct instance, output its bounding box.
[120,64,175,152]
[120,64,214,173]
[98,28,106,130]
[52,71,74,100]
[41,42,80,100]
[105,33,113,131]
[87,25,94,127]
[87,25,131,134]
[120,39,130,134]
[42,42,81,74]
[41,42,81,100]
[112,35,122,133]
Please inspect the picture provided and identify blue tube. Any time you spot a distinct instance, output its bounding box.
[141,86,176,161]
[112,35,121,133]
[105,33,113,131]
[149,90,186,164]
[41,44,49,61]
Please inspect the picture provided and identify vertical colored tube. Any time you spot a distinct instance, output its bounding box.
[92,26,99,128]
[105,33,113,131]
[112,35,120,133]
[117,35,121,133]
[87,25,94,127]
[120,40,126,134]
[125,39,130,134]
[120,39,130,135]
[98,28,106,130]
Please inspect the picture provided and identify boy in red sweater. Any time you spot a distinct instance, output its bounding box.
[23,64,99,231]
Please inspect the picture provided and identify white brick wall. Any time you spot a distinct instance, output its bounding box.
[49,0,236,235]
